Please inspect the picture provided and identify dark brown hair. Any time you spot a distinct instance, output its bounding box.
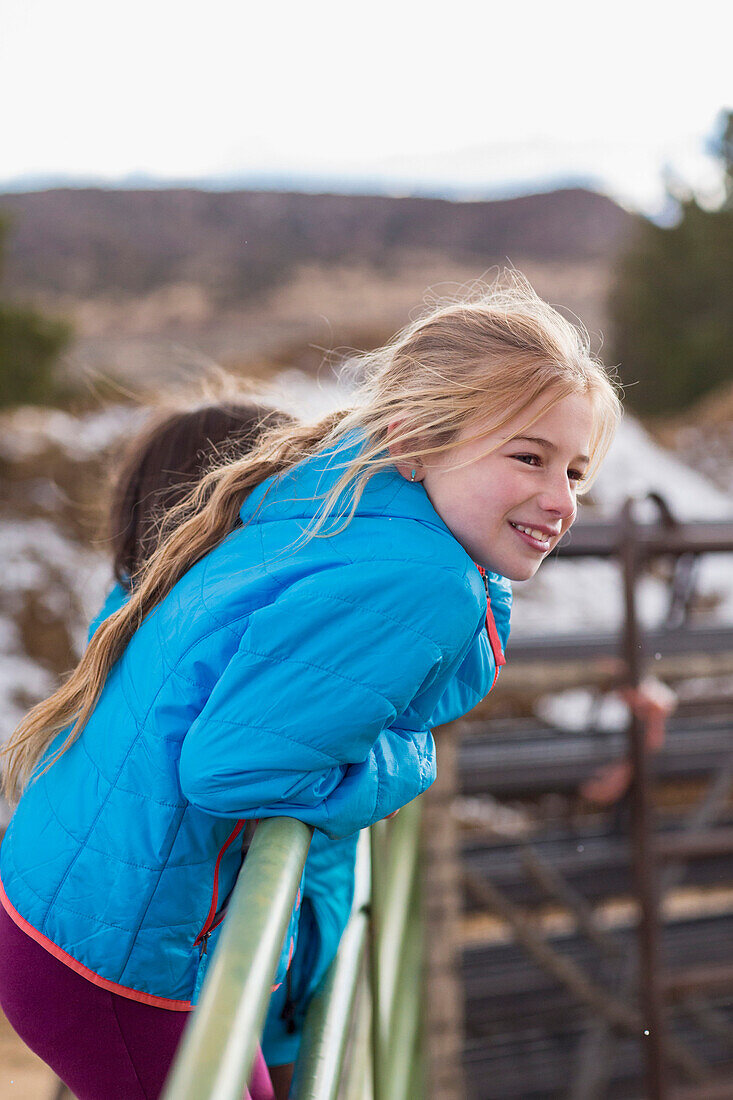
[109,401,293,587]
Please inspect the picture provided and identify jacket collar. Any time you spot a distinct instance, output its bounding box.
[239,430,456,539]
[239,430,512,657]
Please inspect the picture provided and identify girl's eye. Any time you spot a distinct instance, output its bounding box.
[513,454,587,483]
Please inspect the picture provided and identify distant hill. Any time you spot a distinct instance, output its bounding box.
[0,186,636,302]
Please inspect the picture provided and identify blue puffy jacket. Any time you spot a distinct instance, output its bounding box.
[81,583,364,1053]
[0,434,511,1013]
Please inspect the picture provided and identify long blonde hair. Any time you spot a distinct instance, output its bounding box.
[2,272,622,802]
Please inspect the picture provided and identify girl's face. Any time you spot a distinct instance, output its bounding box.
[419,392,595,581]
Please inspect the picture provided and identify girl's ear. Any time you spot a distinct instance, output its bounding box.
[386,420,425,483]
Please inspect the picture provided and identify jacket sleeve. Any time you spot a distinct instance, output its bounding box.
[428,570,512,727]
[178,557,482,838]
[427,636,495,727]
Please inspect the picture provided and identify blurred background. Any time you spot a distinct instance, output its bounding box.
[1,2,732,1097]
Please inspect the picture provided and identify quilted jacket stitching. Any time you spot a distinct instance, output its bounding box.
[198,551,253,638]
[187,717,342,765]
[153,612,249,690]
[282,585,460,649]
[79,740,185,809]
[258,528,348,587]
[7,842,139,933]
[118,804,189,982]
[55,611,259,910]
[9,851,201,935]
[41,626,213,932]
[42,787,210,872]
[232,641,419,707]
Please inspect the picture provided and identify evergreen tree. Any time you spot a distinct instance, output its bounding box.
[714,110,733,211]
[0,214,73,409]
[610,110,733,416]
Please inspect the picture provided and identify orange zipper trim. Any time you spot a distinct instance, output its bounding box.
[476,564,507,689]
[0,878,193,1011]
[193,818,246,949]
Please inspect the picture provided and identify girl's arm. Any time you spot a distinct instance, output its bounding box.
[428,570,511,728]
[178,557,484,839]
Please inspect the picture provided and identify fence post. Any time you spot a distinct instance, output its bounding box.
[421,724,466,1100]
[621,498,668,1099]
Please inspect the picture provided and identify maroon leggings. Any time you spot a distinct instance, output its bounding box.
[0,903,275,1100]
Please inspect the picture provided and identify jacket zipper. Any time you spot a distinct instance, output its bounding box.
[475,564,507,688]
[194,818,246,957]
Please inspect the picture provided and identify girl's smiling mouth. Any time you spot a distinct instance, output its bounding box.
[508,521,556,551]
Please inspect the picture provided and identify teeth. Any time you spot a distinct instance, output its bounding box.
[512,522,550,543]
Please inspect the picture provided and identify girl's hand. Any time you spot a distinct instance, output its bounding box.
[580,679,677,805]
[618,677,677,752]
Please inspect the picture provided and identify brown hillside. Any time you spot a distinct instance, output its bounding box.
[0,186,636,301]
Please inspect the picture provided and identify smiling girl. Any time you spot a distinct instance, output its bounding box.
[0,272,621,1100]
[413,392,594,579]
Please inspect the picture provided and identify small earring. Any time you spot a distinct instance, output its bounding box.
[410,469,417,482]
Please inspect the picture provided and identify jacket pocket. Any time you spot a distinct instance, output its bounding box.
[193,818,246,957]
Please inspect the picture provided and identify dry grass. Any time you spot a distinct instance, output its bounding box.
[37,253,613,390]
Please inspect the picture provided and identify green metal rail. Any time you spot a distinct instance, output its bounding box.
[161,816,313,1100]
[161,801,424,1100]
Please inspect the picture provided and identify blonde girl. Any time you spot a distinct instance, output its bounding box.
[0,273,621,1100]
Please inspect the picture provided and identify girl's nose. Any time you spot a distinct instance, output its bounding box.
[538,475,576,521]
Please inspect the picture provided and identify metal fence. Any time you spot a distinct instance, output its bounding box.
[461,497,733,1099]
[160,800,424,1100]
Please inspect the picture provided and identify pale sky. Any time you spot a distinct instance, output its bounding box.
[2,0,731,214]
